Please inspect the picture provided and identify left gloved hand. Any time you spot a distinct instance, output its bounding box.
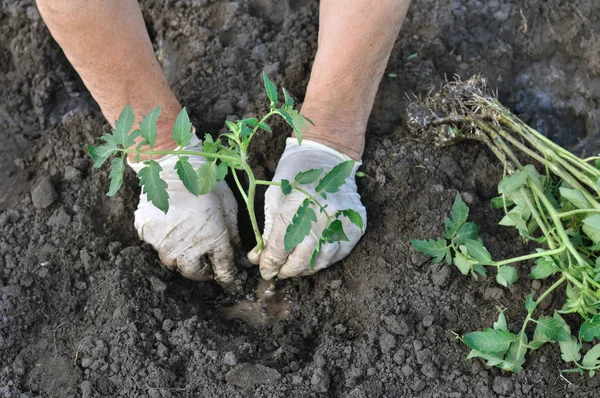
[248,138,367,279]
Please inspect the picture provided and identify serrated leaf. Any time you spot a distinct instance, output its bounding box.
[443,217,458,239]
[583,215,600,244]
[172,107,193,147]
[196,162,217,195]
[336,209,364,231]
[216,161,228,182]
[454,252,473,275]
[263,71,278,104]
[463,328,516,354]
[315,161,354,196]
[560,337,582,363]
[240,124,252,139]
[531,255,559,279]
[280,179,292,195]
[498,170,528,195]
[241,117,258,127]
[88,144,118,168]
[559,187,591,209]
[284,199,317,251]
[107,156,126,197]
[174,157,198,196]
[502,332,527,373]
[112,105,136,148]
[525,294,536,312]
[453,222,479,245]
[471,263,488,279]
[493,309,508,332]
[496,265,518,287]
[411,238,450,264]
[295,168,323,185]
[466,349,504,367]
[258,121,272,133]
[451,192,469,227]
[580,314,600,342]
[464,239,492,265]
[582,344,600,368]
[201,135,217,154]
[137,160,169,213]
[282,87,294,107]
[310,239,322,268]
[138,105,161,148]
[534,317,572,342]
[322,219,350,243]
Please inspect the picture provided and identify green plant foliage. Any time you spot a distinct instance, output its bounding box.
[88,72,364,273]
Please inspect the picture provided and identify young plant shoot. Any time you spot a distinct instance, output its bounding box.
[88,73,363,270]
[410,77,600,376]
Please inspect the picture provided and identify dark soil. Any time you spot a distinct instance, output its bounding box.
[2,0,600,397]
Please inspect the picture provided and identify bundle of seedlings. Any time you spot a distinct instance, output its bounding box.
[409,76,600,376]
[88,73,363,274]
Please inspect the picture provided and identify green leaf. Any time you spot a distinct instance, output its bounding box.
[559,187,591,209]
[284,199,317,251]
[112,104,136,148]
[443,218,458,239]
[196,162,217,195]
[315,161,354,196]
[451,193,469,227]
[464,239,492,265]
[258,121,272,133]
[463,328,516,354]
[240,124,252,139]
[88,144,117,168]
[279,109,308,144]
[582,344,600,368]
[336,209,364,231]
[453,252,472,275]
[174,156,198,196]
[560,337,582,363]
[282,87,294,107]
[580,314,600,342]
[280,179,292,195]
[262,71,278,104]
[496,266,518,287]
[241,117,258,127]
[466,349,504,367]
[216,161,229,182]
[411,238,450,264]
[138,105,161,148]
[310,239,322,268]
[295,168,323,185]
[202,134,218,154]
[490,196,507,209]
[471,263,488,279]
[531,255,559,279]
[534,317,572,342]
[107,156,126,197]
[493,309,509,332]
[172,107,193,147]
[502,332,528,373]
[525,294,536,312]
[322,220,350,243]
[137,160,169,213]
[453,222,479,245]
[583,215,600,244]
[498,170,528,195]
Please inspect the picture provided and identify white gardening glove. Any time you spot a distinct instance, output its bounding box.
[129,136,241,287]
[248,138,367,279]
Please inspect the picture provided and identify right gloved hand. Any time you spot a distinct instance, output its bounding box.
[128,137,241,288]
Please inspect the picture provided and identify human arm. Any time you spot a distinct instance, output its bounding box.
[249,0,411,279]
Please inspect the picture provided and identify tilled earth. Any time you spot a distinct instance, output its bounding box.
[2,0,600,397]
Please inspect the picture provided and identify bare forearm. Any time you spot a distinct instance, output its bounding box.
[301,0,410,160]
[36,0,180,152]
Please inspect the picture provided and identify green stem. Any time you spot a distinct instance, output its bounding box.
[124,148,241,165]
[558,209,600,218]
[255,179,334,221]
[231,168,248,203]
[492,246,566,267]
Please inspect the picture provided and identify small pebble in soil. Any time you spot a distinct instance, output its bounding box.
[225,363,281,388]
[422,315,434,327]
[330,279,342,289]
[311,368,331,392]
[223,351,238,366]
[493,376,515,396]
[31,177,57,209]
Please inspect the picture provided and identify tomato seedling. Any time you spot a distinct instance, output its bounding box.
[88,73,363,268]
[410,77,600,376]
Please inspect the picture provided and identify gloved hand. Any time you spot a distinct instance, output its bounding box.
[129,136,241,287]
[248,138,366,279]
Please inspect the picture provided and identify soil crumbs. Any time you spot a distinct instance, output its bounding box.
[2,0,600,397]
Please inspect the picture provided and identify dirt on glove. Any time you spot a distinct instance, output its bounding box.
[2,0,600,397]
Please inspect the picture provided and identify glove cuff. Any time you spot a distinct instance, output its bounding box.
[128,128,202,172]
[283,137,362,172]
